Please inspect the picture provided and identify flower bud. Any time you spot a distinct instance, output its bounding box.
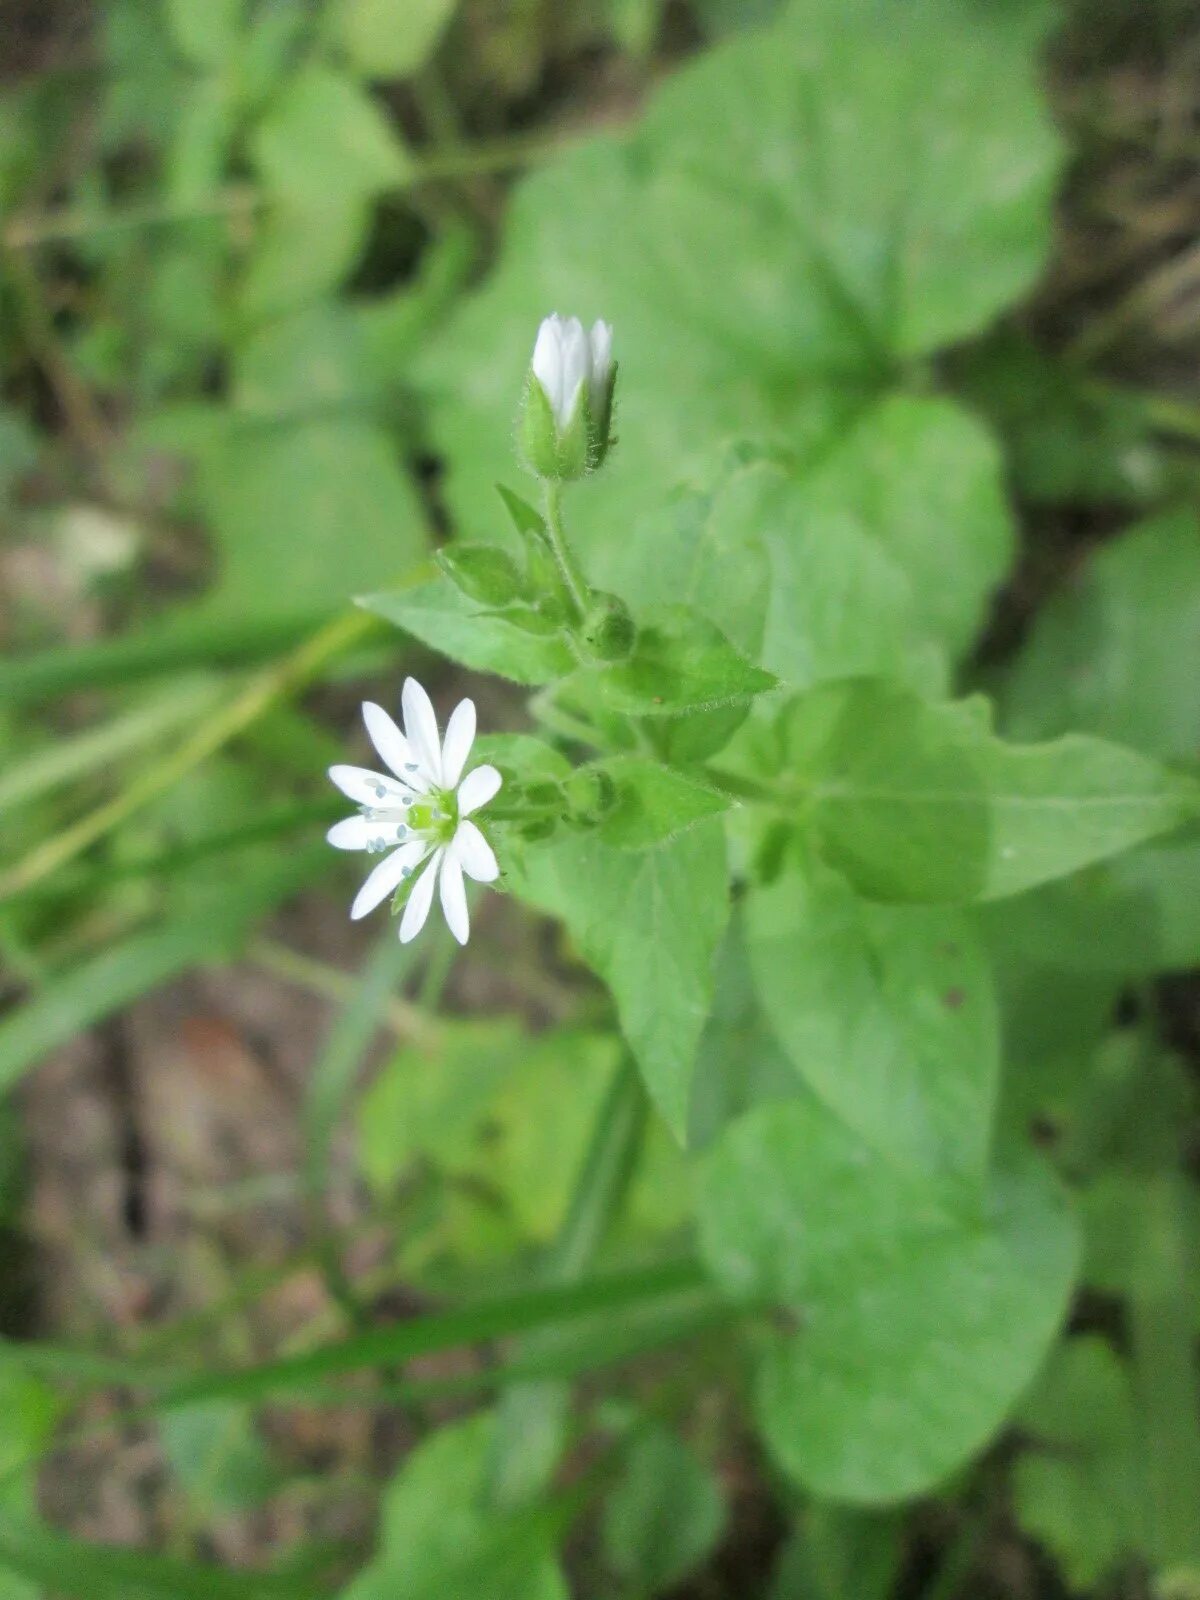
[580,590,636,661]
[564,765,616,823]
[521,313,616,480]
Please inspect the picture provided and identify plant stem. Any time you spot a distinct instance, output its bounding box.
[541,480,591,622]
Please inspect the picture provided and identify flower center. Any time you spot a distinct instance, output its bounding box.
[359,784,458,854]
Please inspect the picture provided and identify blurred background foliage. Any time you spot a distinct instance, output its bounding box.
[0,0,1199,1596]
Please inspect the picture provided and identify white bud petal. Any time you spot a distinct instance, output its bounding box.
[589,319,613,386]
[558,317,590,428]
[531,315,564,420]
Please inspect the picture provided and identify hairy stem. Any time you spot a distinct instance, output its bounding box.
[541,480,591,622]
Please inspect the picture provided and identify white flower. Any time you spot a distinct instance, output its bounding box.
[327,678,501,946]
[531,313,613,429]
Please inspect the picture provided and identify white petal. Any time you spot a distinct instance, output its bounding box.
[589,319,613,387]
[350,841,428,921]
[327,814,387,851]
[452,819,499,883]
[531,315,563,418]
[362,701,415,782]
[456,763,502,816]
[329,764,396,805]
[401,677,443,786]
[399,851,441,944]
[558,317,589,426]
[440,698,476,790]
[439,850,470,946]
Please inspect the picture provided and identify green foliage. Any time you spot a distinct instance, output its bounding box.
[745,867,998,1181]
[340,1413,568,1599]
[5,0,1200,1593]
[776,679,1199,903]
[1014,1338,1143,1589]
[326,0,456,77]
[507,821,729,1138]
[421,0,1061,578]
[601,1422,726,1590]
[698,1097,1078,1501]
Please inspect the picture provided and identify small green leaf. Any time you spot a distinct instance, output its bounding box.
[1002,507,1200,764]
[602,1424,725,1591]
[1013,1338,1143,1591]
[436,543,524,606]
[586,605,776,717]
[745,867,998,1182]
[496,483,547,542]
[327,0,456,78]
[789,680,1200,903]
[360,571,576,684]
[594,757,732,848]
[160,1402,277,1514]
[339,1413,568,1600]
[238,196,369,321]
[164,0,243,68]
[697,1096,1079,1502]
[251,64,408,204]
[198,417,426,619]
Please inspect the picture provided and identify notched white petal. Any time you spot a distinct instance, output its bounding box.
[439,851,470,946]
[402,677,443,786]
[327,815,380,851]
[452,819,499,883]
[457,764,502,816]
[350,841,427,921]
[399,851,441,944]
[440,698,477,790]
[329,764,392,805]
[362,701,413,780]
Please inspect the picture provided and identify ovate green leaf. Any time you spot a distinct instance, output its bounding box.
[745,868,998,1181]
[164,0,243,68]
[698,1097,1078,1502]
[360,571,575,684]
[1001,508,1200,763]
[585,606,776,717]
[1013,1338,1143,1590]
[251,64,408,203]
[595,757,732,848]
[506,823,729,1139]
[602,1424,725,1591]
[328,0,456,77]
[790,681,1200,903]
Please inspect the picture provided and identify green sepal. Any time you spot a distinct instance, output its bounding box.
[496,482,547,543]
[518,375,562,480]
[436,543,524,606]
[581,590,636,661]
[494,481,568,609]
[588,359,617,468]
[563,765,617,824]
[555,382,590,481]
